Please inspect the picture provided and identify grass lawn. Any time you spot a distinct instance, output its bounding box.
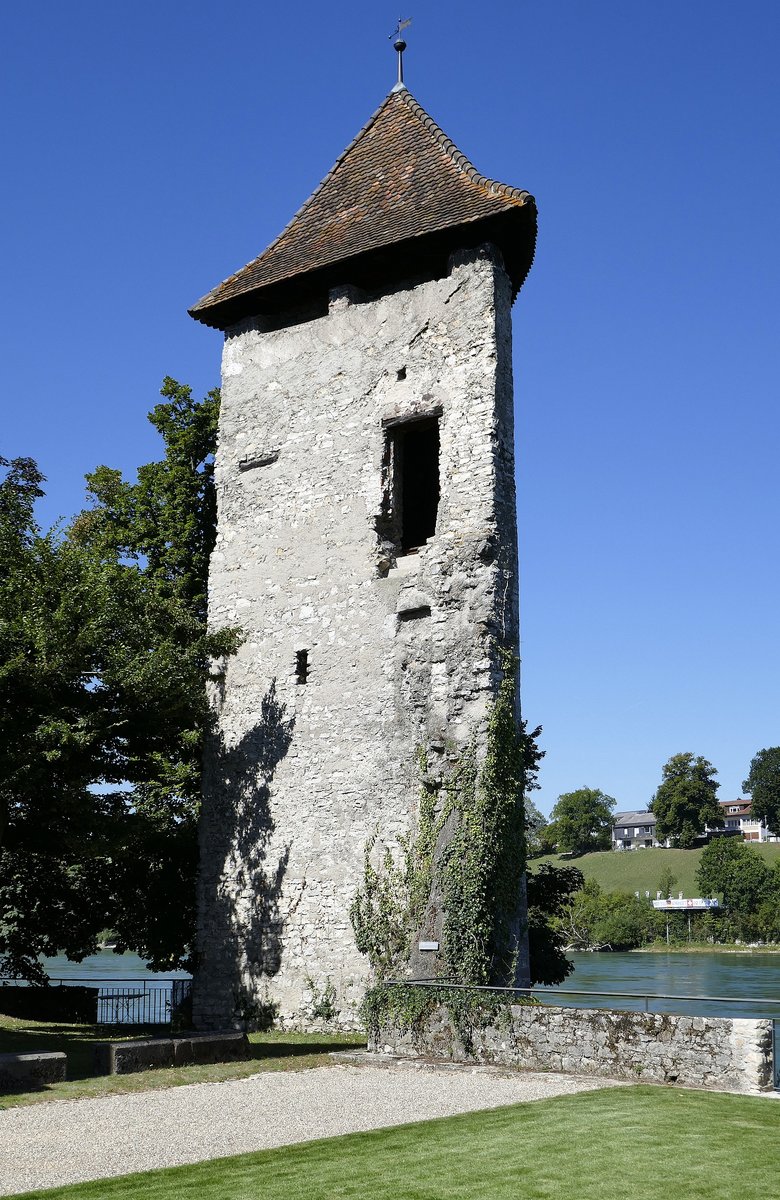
[0,1016,363,1109]
[532,843,780,898]
[9,1084,780,1200]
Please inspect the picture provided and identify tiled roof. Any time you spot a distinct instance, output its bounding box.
[719,799,752,814]
[613,811,657,826]
[190,86,536,329]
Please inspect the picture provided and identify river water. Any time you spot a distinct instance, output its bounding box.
[537,951,780,1019]
[38,949,780,1020]
[41,950,190,983]
[32,951,190,1025]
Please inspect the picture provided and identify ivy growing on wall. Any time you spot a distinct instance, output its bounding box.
[350,649,529,1037]
[438,654,526,986]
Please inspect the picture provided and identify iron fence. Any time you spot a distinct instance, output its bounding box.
[0,977,192,1026]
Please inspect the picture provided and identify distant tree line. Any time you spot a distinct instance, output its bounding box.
[528,747,780,858]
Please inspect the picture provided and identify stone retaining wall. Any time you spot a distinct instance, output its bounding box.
[371,1004,774,1092]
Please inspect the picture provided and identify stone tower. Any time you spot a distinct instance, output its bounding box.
[189,79,536,1028]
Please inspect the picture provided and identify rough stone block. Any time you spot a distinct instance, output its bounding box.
[0,1052,66,1092]
[94,1031,250,1075]
[94,1038,174,1076]
[171,1031,250,1066]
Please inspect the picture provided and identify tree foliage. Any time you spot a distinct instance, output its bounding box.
[651,753,722,848]
[743,747,780,834]
[547,788,616,856]
[696,838,773,915]
[656,866,678,900]
[526,863,582,984]
[524,799,548,858]
[0,380,239,981]
[553,879,660,952]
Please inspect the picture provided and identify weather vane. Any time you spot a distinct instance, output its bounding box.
[389,17,412,89]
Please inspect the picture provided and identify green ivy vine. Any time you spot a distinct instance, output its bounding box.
[350,648,530,1038]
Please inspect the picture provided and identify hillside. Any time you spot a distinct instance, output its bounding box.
[530,843,780,896]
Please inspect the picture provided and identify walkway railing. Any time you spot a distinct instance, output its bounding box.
[387,978,780,1020]
[0,977,192,1026]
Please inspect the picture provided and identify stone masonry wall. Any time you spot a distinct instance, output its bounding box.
[371,1004,774,1092]
[194,245,525,1029]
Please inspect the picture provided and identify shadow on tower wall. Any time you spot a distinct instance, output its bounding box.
[195,679,295,1028]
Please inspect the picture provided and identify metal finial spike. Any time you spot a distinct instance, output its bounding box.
[389,17,412,90]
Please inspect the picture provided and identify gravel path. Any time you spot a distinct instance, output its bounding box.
[0,1063,616,1195]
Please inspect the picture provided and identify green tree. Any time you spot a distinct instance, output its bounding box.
[743,748,780,835]
[552,878,656,951]
[0,457,123,979]
[657,866,678,900]
[696,837,773,916]
[79,378,219,620]
[73,378,239,971]
[651,753,722,848]
[548,788,616,855]
[526,863,582,983]
[520,719,547,857]
[0,381,240,981]
[520,720,545,794]
[524,799,548,858]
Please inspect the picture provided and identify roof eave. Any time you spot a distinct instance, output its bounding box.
[189,203,537,331]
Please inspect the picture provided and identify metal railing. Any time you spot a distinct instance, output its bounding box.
[387,978,780,1020]
[386,979,780,1090]
[88,978,192,1025]
[0,977,192,1026]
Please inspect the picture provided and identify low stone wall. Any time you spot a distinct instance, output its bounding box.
[94,1031,249,1076]
[370,1004,774,1092]
[0,1052,66,1092]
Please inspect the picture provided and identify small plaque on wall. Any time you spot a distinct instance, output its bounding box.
[418,940,439,951]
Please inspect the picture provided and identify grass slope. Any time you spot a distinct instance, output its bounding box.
[0,1019,363,1109]
[11,1085,780,1200]
[532,843,780,896]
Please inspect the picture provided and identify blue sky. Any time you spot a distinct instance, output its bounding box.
[2,2,778,815]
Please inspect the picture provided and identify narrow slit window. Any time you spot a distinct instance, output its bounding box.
[382,416,440,555]
[295,650,309,685]
[398,605,431,622]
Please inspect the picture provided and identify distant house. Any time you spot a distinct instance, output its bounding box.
[611,811,662,850]
[712,799,776,843]
[611,800,777,851]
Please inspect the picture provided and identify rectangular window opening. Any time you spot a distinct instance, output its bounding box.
[295,650,309,685]
[398,605,431,623]
[379,415,440,557]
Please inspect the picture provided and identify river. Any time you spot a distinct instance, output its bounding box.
[40,950,190,983]
[538,951,780,1019]
[38,949,780,1020]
